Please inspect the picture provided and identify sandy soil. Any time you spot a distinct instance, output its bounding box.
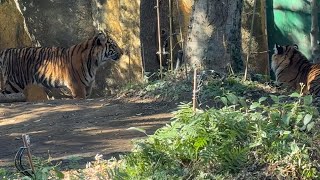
[0,97,176,170]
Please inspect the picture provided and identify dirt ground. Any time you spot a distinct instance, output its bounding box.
[0,96,176,170]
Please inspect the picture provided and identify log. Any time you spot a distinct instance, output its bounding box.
[0,93,26,103]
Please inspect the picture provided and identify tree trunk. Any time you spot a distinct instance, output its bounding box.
[185,0,243,73]
[311,0,320,63]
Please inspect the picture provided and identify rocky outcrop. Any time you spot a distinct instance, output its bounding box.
[0,0,33,48]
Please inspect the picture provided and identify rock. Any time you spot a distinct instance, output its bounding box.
[23,84,48,102]
[0,0,33,48]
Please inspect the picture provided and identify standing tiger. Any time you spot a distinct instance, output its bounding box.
[271,43,320,96]
[0,32,123,99]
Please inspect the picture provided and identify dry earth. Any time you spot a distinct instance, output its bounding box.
[0,97,177,170]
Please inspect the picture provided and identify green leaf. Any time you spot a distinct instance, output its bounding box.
[21,177,32,180]
[55,169,65,179]
[300,125,306,131]
[307,122,315,132]
[296,114,303,124]
[249,141,262,148]
[303,95,313,105]
[127,127,147,135]
[258,97,267,103]
[303,114,312,125]
[290,142,300,154]
[220,97,228,106]
[282,113,291,126]
[194,137,208,149]
[282,130,291,135]
[226,93,238,105]
[313,108,319,116]
[250,102,260,110]
[239,97,247,108]
[289,92,301,98]
[270,95,279,103]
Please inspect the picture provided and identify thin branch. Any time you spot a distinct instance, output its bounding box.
[243,0,257,81]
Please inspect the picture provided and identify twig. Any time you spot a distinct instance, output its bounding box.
[251,50,270,54]
[243,0,257,81]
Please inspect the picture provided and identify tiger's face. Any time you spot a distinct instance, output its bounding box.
[93,33,123,66]
[271,43,313,92]
[271,43,299,74]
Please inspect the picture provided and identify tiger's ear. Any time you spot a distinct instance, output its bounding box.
[274,43,281,54]
[293,44,298,50]
[96,32,107,45]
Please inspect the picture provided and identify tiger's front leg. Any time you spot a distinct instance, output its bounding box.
[85,85,93,98]
[68,82,87,99]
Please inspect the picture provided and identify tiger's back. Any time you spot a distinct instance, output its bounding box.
[0,32,123,99]
[271,43,320,96]
[0,47,65,93]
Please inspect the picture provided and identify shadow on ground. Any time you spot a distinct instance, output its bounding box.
[0,97,177,170]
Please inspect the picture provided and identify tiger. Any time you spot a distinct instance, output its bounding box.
[271,43,320,96]
[0,32,123,99]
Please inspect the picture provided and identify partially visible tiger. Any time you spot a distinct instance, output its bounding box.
[271,43,320,95]
[0,32,123,99]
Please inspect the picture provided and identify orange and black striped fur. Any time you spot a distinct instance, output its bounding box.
[271,43,320,95]
[0,32,122,99]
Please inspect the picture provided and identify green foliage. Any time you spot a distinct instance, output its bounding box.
[121,73,191,101]
[110,92,320,179]
[2,157,63,180]
[3,74,318,179]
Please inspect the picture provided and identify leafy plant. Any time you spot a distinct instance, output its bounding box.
[110,92,320,179]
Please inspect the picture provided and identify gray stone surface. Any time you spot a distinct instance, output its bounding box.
[18,0,96,47]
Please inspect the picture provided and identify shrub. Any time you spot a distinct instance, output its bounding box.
[110,92,320,179]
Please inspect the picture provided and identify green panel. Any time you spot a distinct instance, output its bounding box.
[267,0,314,59]
[266,0,320,78]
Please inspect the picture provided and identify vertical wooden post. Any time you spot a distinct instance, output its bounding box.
[262,0,270,78]
[192,68,197,112]
[22,134,35,173]
[156,0,163,79]
[169,0,174,72]
[141,42,146,80]
[243,0,257,81]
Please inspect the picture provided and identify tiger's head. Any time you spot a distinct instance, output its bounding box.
[272,43,299,56]
[271,43,301,73]
[271,43,311,90]
[91,32,123,66]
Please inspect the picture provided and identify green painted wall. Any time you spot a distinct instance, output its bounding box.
[266,0,317,60]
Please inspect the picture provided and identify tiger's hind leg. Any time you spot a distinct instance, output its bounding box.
[309,79,320,97]
[1,81,24,94]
